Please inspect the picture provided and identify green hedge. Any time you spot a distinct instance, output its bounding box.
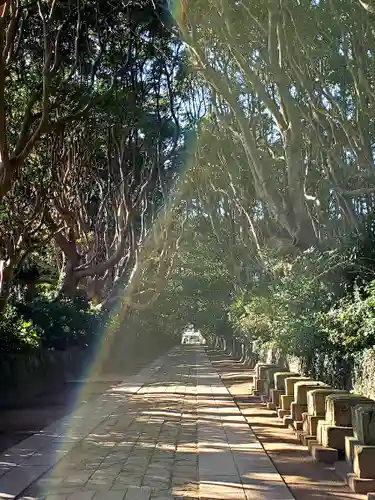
[0,296,105,352]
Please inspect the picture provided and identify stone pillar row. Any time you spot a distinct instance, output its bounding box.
[253,362,375,496]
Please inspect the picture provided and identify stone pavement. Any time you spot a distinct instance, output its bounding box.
[0,347,294,500]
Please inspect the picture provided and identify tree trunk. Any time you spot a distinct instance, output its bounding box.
[0,261,13,316]
[294,215,318,249]
[52,230,82,298]
[58,255,80,297]
[87,279,99,305]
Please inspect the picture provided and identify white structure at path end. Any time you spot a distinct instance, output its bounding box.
[181,324,206,345]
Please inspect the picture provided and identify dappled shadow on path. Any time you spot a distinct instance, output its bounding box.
[16,347,200,499]
[1,346,362,500]
[6,346,285,500]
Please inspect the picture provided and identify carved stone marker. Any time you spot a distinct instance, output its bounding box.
[317,394,372,453]
[300,388,348,445]
[291,381,328,425]
[345,402,375,478]
[307,388,347,417]
[270,388,284,406]
[270,371,299,407]
[256,363,277,379]
[280,394,294,411]
[274,371,300,391]
[352,403,375,445]
[326,394,372,427]
[295,381,328,406]
[285,376,312,396]
[345,435,361,467]
[254,378,267,394]
[261,365,288,409]
[321,424,353,451]
[253,363,282,395]
[278,376,313,428]
[279,376,312,414]
[302,412,320,436]
[264,366,288,388]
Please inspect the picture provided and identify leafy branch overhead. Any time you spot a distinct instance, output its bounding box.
[0,0,189,314]
[3,0,375,382]
[176,0,375,249]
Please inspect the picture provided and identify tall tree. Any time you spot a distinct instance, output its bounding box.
[0,0,187,314]
[174,0,375,249]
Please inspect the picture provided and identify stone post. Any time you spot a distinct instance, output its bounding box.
[269,371,299,410]
[290,380,328,431]
[278,376,312,425]
[341,402,375,494]
[311,393,372,465]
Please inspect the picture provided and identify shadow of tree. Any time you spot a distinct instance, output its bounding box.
[0,347,359,500]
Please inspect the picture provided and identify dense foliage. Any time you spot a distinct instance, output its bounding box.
[0,0,191,351]
[1,0,375,398]
[1,295,104,351]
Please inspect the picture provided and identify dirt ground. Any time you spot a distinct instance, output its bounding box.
[208,349,367,500]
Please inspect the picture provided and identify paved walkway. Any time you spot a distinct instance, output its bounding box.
[0,347,293,500]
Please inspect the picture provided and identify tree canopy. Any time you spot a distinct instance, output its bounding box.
[1,0,375,390]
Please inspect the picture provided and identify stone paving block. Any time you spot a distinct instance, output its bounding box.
[199,481,247,500]
[45,496,69,500]
[0,464,49,498]
[85,480,115,490]
[241,471,294,499]
[199,452,238,477]
[94,491,127,500]
[64,472,93,485]
[124,486,152,500]
[69,493,96,500]
[0,447,37,466]
[0,463,16,478]
[49,486,86,495]
[196,351,294,500]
